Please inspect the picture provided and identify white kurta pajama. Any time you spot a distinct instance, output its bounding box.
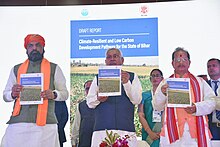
[153,76,216,147]
[86,74,142,147]
[1,123,59,147]
[71,103,80,146]
[1,65,68,147]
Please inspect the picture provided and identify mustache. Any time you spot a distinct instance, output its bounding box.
[109,62,117,65]
[30,50,40,54]
[177,64,185,68]
[28,50,43,62]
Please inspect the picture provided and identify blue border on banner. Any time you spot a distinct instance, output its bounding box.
[71,18,158,58]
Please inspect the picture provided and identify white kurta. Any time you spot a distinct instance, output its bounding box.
[2,64,69,147]
[153,76,216,147]
[86,73,142,147]
[71,103,81,146]
[1,123,60,147]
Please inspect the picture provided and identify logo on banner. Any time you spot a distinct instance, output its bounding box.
[81,9,89,16]
[140,6,148,16]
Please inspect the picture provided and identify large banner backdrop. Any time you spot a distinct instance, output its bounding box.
[0,1,220,146]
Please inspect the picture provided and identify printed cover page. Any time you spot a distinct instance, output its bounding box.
[98,66,121,96]
[20,73,43,105]
[166,78,191,107]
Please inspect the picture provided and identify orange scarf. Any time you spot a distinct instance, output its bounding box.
[12,58,50,126]
[167,72,207,147]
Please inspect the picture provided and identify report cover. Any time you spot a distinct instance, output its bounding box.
[20,73,43,105]
[166,78,191,107]
[98,66,121,96]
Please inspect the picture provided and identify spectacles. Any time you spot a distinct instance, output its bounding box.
[150,74,163,78]
[174,57,189,62]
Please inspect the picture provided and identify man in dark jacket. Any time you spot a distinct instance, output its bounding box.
[71,80,94,147]
[207,58,220,140]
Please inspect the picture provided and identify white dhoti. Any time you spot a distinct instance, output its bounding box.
[160,123,211,147]
[1,123,60,147]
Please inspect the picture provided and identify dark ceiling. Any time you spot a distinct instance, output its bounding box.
[0,0,189,6]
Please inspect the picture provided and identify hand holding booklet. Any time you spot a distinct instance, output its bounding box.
[20,73,43,105]
[166,78,191,107]
[98,66,121,96]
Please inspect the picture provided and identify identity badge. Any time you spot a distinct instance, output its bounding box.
[152,109,162,122]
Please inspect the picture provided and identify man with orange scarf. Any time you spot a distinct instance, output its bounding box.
[153,47,216,147]
[2,34,69,147]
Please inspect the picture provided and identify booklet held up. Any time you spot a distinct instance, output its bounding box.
[20,73,43,105]
[166,78,191,107]
[98,66,121,97]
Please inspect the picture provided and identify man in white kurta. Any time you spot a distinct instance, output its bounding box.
[71,80,94,147]
[1,34,69,147]
[86,48,142,147]
[153,47,216,147]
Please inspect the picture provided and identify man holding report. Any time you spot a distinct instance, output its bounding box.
[153,47,216,147]
[2,34,68,147]
[86,48,142,147]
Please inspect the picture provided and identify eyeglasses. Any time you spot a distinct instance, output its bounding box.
[173,57,189,62]
[150,74,163,78]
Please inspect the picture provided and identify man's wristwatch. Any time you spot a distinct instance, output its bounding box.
[12,95,17,100]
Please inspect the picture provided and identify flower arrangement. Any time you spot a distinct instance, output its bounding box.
[99,130,129,147]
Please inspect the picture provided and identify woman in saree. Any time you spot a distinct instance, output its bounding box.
[138,69,164,147]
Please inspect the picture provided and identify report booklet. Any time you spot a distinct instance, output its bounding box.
[20,73,43,105]
[166,78,191,107]
[98,66,121,96]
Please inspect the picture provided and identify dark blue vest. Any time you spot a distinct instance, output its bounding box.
[94,72,135,132]
[79,100,95,147]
